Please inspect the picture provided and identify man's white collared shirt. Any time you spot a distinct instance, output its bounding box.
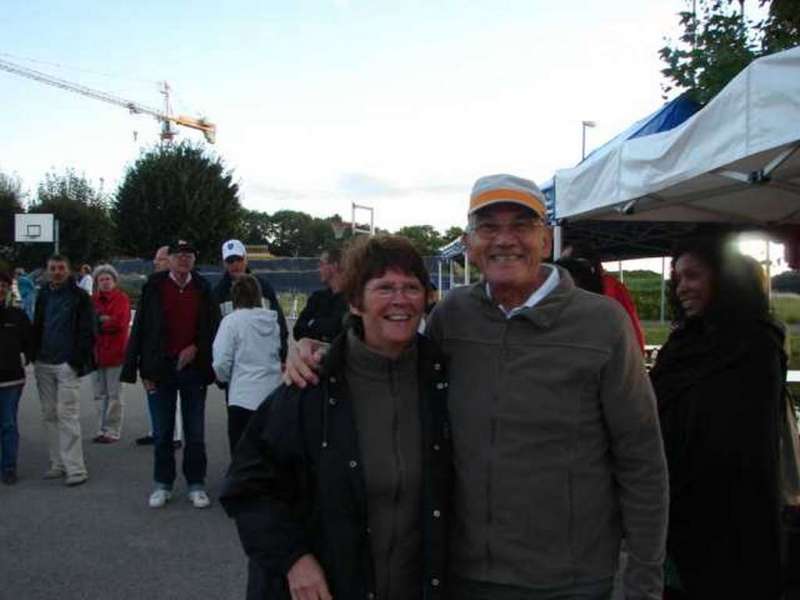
[487,264,560,319]
[169,271,193,290]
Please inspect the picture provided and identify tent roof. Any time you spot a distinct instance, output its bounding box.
[554,47,800,231]
[543,94,701,222]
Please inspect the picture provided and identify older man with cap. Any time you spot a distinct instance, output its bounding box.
[288,174,668,599]
[136,245,184,447]
[212,239,288,364]
[122,240,220,509]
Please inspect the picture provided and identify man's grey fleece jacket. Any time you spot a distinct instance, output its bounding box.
[426,268,668,599]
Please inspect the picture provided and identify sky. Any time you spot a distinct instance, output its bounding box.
[0,0,782,272]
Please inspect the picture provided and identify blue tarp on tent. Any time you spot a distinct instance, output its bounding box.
[544,94,702,223]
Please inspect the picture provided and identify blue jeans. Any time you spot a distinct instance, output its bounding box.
[448,576,614,600]
[151,366,207,489]
[0,385,23,473]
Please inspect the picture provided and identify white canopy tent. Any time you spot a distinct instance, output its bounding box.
[554,47,800,234]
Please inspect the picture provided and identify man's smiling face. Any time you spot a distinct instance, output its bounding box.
[465,203,551,294]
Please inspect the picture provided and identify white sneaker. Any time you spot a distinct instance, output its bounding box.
[148,489,172,508]
[188,489,211,509]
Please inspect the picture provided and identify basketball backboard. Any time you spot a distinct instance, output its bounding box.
[15,214,55,243]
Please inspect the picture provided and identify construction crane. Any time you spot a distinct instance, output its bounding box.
[0,56,216,143]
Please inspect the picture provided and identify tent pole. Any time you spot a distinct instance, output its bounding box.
[618,260,624,283]
[464,251,470,284]
[438,260,443,298]
[659,256,666,323]
[766,240,772,303]
[449,260,454,289]
[553,224,563,259]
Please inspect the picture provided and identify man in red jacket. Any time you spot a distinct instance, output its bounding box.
[91,264,131,443]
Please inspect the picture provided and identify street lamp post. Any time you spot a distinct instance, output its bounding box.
[581,120,596,160]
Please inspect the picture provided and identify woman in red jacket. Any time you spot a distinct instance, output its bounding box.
[91,265,131,443]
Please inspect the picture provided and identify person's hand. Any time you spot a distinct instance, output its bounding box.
[99,315,111,323]
[283,338,326,387]
[142,379,155,392]
[177,344,198,370]
[287,554,332,600]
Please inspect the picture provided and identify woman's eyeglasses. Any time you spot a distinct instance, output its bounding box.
[366,283,426,299]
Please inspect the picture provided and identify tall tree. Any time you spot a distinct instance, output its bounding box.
[24,169,114,268]
[0,172,25,266]
[395,225,444,256]
[265,210,316,256]
[443,226,465,242]
[760,0,800,52]
[660,0,800,103]
[113,141,241,263]
[240,209,273,245]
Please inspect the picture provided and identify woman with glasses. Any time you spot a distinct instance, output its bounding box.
[221,235,451,600]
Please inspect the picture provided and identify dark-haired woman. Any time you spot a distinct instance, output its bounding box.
[212,274,283,454]
[0,272,33,484]
[221,235,451,600]
[650,238,785,599]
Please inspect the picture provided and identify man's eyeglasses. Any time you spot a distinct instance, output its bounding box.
[473,218,544,239]
[366,283,426,299]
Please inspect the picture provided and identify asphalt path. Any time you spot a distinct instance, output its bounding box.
[0,368,246,600]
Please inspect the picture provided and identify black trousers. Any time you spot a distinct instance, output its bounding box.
[227,404,254,455]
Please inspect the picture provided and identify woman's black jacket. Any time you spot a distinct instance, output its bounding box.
[0,305,33,383]
[650,316,785,598]
[220,332,452,600]
[121,270,220,385]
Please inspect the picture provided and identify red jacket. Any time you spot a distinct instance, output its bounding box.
[93,288,131,367]
[602,273,646,352]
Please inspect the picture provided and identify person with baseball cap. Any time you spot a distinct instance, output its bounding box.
[287,173,668,599]
[122,240,221,509]
[212,239,288,364]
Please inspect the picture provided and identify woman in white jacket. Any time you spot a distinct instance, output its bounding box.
[212,274,283,453]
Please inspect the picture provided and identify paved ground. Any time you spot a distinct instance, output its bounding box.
[0,368,246,600]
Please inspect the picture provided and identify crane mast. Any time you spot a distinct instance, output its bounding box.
[0,57,216,143]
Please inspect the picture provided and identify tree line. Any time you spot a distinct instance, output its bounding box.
[0,142,466,270]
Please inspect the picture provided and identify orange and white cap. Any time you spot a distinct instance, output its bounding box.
[469,173,546,218]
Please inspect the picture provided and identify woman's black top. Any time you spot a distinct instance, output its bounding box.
[650,315,785,598]
[0,304,33,384]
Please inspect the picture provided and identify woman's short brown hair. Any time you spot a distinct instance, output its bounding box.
[231,274,263,309]
[340,234,430,309]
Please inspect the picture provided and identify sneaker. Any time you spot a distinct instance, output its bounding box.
[188,489,211,509]
[149,489,172,508]
[1,471,17,485]
[43,467,66,480]
[65,473,89,487]
[136,435,155,446]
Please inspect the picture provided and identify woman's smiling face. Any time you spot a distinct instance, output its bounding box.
[351,269,426,359]
[674,252,714,318]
